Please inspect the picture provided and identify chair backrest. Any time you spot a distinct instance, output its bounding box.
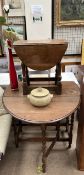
[14,39,68,71]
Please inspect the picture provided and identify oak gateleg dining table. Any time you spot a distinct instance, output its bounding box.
[3,81,80,173]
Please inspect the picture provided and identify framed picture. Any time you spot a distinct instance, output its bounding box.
[4,0,25,16]
[2,24,25,54]
[2,24,25,40]
[56,0,84,26]
[0,1,3,16]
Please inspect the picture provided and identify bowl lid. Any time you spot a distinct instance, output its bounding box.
[31,87,49,97]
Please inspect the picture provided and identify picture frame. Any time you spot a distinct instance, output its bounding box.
[4,0,25,16]
[2,24,25,55]
[56,0,84,26]
[2,24,25,40]
[0,1,3,16]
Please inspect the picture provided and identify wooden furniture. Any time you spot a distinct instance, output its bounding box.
[76,65,84,170]
[3,81,80,173]
[81,39,84,65]
[13,39,68,95]
[61,61,80,72]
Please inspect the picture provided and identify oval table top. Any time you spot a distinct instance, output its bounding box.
[13,39,68,71]
[3,81,80,124]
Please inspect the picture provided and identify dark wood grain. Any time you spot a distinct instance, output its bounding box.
[13,39,68,70]
[3,81,80,124]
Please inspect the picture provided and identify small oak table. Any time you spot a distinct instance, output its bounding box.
[3,81,80,173]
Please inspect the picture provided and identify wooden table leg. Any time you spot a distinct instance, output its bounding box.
[18,120,23,133]
[21,63,28,95]
[45,122,60,157]
[41,124,46,173]
[0,152,3,160]
[41,123,60,173]
[68,113,74,148]
[55,63,62,95]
